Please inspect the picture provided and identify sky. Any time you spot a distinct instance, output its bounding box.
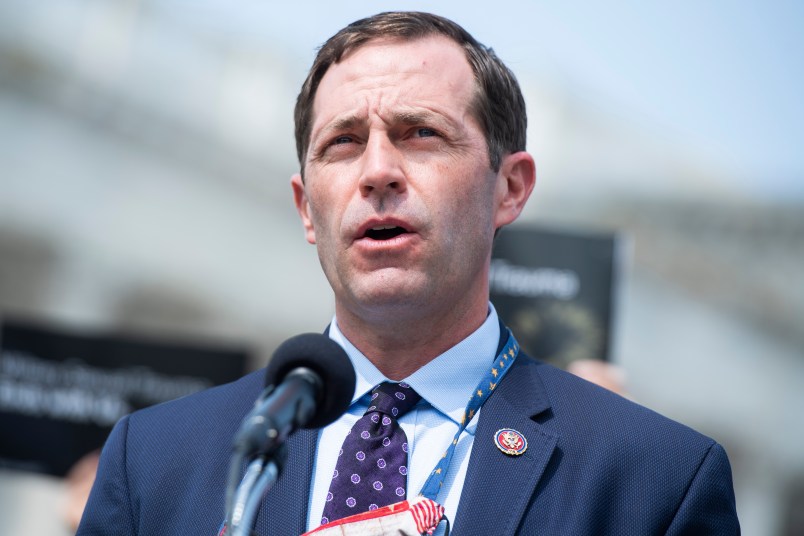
[151,0,804,199]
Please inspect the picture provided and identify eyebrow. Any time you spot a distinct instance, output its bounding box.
[316,109,457,138]
[329,115,362,133]
[394,110,437,126]
[309,115,362,149]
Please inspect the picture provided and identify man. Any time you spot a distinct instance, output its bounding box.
[78,12,739,535]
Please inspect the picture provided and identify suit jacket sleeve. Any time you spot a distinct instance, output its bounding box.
[77,415,137,536]
[665,442,740,535]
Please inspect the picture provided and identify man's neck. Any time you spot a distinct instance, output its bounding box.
[334,298,490,381]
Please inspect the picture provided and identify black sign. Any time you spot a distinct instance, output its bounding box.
[0,320,249,476]
[490,226,624,368]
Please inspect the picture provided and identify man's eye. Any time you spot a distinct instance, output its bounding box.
[415,128,438,138]
[333,135,353,145]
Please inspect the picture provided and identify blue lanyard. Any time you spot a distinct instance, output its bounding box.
[418,328,520,501]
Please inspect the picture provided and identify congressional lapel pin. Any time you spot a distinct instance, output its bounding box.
[494,428,528,456]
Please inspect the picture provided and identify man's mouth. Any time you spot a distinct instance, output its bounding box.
[364,225,408,241]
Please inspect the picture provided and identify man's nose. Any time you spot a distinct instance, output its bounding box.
[358,135,407,198]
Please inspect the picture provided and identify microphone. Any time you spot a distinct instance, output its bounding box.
[232,333,356,459]
[224,334,355,535]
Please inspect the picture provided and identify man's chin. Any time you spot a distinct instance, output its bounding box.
[342,276,433,317]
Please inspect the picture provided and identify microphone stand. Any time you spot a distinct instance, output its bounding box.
[223,383,291,536]
[226,447,286,536]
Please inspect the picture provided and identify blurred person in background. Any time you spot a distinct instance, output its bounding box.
[77,11,739,535]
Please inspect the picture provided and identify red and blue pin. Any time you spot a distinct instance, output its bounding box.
[494,428,528,456]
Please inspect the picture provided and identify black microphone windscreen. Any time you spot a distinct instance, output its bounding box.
[264,333,355,429]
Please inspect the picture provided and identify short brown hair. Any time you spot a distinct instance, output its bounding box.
[294,11,527,174]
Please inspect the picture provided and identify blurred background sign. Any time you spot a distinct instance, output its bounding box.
[491,226,623,368]
[0,319,248,477]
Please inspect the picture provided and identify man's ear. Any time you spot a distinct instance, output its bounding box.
[291,173,317,244]
[493,151,536,230]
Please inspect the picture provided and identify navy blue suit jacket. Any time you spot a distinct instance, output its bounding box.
[77,351,739,535]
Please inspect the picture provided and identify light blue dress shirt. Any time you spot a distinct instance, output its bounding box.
[306,304,502,534]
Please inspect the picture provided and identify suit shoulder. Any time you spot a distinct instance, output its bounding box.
[521,355,717,454]
[134,368,263,417]
[124,368,264,450]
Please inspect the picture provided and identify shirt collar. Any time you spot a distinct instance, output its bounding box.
[328,304,501,427]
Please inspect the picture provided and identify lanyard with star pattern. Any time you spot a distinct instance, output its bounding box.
[417,328,520,501]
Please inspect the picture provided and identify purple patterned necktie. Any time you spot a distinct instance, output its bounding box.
[321,381,422,526]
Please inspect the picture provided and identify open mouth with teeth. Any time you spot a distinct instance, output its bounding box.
[364,225,408,240]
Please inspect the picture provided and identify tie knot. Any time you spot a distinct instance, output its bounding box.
[366,382,421,418]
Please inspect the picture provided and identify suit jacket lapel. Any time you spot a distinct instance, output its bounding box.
[452,356,558,535]
[254,428,318,535]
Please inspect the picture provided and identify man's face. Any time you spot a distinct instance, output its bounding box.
[292,36,517,321]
